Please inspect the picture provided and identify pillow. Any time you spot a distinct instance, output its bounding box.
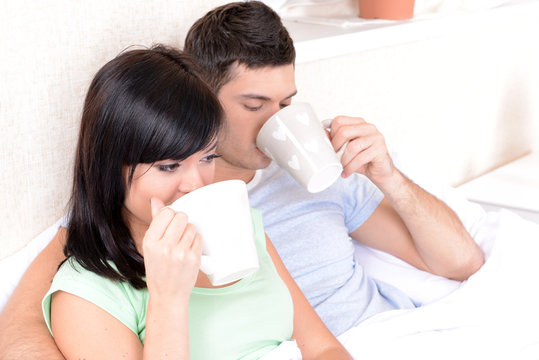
[0,217,65,312]
[354,147,497,305]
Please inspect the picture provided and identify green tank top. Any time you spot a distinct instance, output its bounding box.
[42,209,294,360]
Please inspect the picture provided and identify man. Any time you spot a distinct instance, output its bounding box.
[184,1,483,335]
[0,1,483,358]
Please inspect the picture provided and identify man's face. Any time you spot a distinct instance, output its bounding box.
[216,63,297,171]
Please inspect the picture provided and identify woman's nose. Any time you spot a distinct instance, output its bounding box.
[178,166,204,194]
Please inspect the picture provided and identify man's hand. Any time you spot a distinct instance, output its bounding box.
[328,115,484,280]
[327,115,394,187]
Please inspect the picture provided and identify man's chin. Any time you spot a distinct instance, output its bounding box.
[257,156,272,170]
[254,147,271,165]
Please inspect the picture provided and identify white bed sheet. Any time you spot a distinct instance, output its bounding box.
[340,209,539,359]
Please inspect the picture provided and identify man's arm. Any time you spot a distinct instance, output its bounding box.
[330,116,484,281]
[0,228,67,360]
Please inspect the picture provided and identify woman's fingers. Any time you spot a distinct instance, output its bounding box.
[144,198,200,259]
[144,201,202,300]
[144,205,176,248]
[161,211,189,246]
[150,197,166,218]
[191,233,203,254]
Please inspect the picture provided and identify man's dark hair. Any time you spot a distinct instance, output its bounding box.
[184,1,296,92]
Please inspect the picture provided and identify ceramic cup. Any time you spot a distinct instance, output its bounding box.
[256,102,344,193]
[169,180,259,286]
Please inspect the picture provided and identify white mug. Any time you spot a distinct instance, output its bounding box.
[256,102,344,193]
[169,180,259,286]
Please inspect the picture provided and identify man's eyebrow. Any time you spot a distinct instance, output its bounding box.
[283,91,298,100]
[238,90,298,102]
[239,94,271,101]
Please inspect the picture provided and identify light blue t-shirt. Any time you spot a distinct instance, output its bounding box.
[247,162,416,336]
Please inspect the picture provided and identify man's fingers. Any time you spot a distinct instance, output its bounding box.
[330,122,378,154]
[342,146,378,177]
[340,134,376,165]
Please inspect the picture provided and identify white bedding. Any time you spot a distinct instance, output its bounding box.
[340,209,539,359]
[0,218,64,311]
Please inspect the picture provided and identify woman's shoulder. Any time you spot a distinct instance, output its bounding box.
[56,257,114,284]
[43,257,148,337]
[54,257,147,303]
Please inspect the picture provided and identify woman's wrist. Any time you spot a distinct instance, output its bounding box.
[147,291,191,312]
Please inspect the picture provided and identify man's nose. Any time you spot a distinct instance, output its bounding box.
[269,102,282,117]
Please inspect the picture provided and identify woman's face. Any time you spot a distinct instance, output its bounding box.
[123,145,219,230]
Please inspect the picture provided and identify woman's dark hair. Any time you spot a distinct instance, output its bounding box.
[66,45,223,289]
[184,1,296,92]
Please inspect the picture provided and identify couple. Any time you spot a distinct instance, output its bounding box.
[0,1,485,359]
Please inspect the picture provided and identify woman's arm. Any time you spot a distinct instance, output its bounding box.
[142,201,201,360]
[0,228,67,360]
[266,236,352,360]
[51,290,144,359]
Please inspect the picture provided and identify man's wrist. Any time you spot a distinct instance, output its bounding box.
[372,166,408,198]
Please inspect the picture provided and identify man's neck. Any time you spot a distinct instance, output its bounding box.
[213,158,257,184]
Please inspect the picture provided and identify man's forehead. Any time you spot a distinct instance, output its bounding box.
[223,63,297,98]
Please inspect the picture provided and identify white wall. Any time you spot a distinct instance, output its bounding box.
[0,0,228,259]
[290,2,539,186]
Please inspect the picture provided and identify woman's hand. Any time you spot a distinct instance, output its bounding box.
[143,198,199,359]
[142,198,202,302]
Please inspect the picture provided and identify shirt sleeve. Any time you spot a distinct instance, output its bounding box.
[42,258,141,337]
[342,173,384,232]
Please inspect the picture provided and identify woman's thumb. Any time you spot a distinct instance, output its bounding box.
[150,197,166,218]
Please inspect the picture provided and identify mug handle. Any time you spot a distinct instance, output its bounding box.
[321,118,347,161]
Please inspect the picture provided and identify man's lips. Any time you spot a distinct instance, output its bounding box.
[255,146,270,159]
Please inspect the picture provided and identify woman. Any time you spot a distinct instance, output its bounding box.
[41,45,351,360]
